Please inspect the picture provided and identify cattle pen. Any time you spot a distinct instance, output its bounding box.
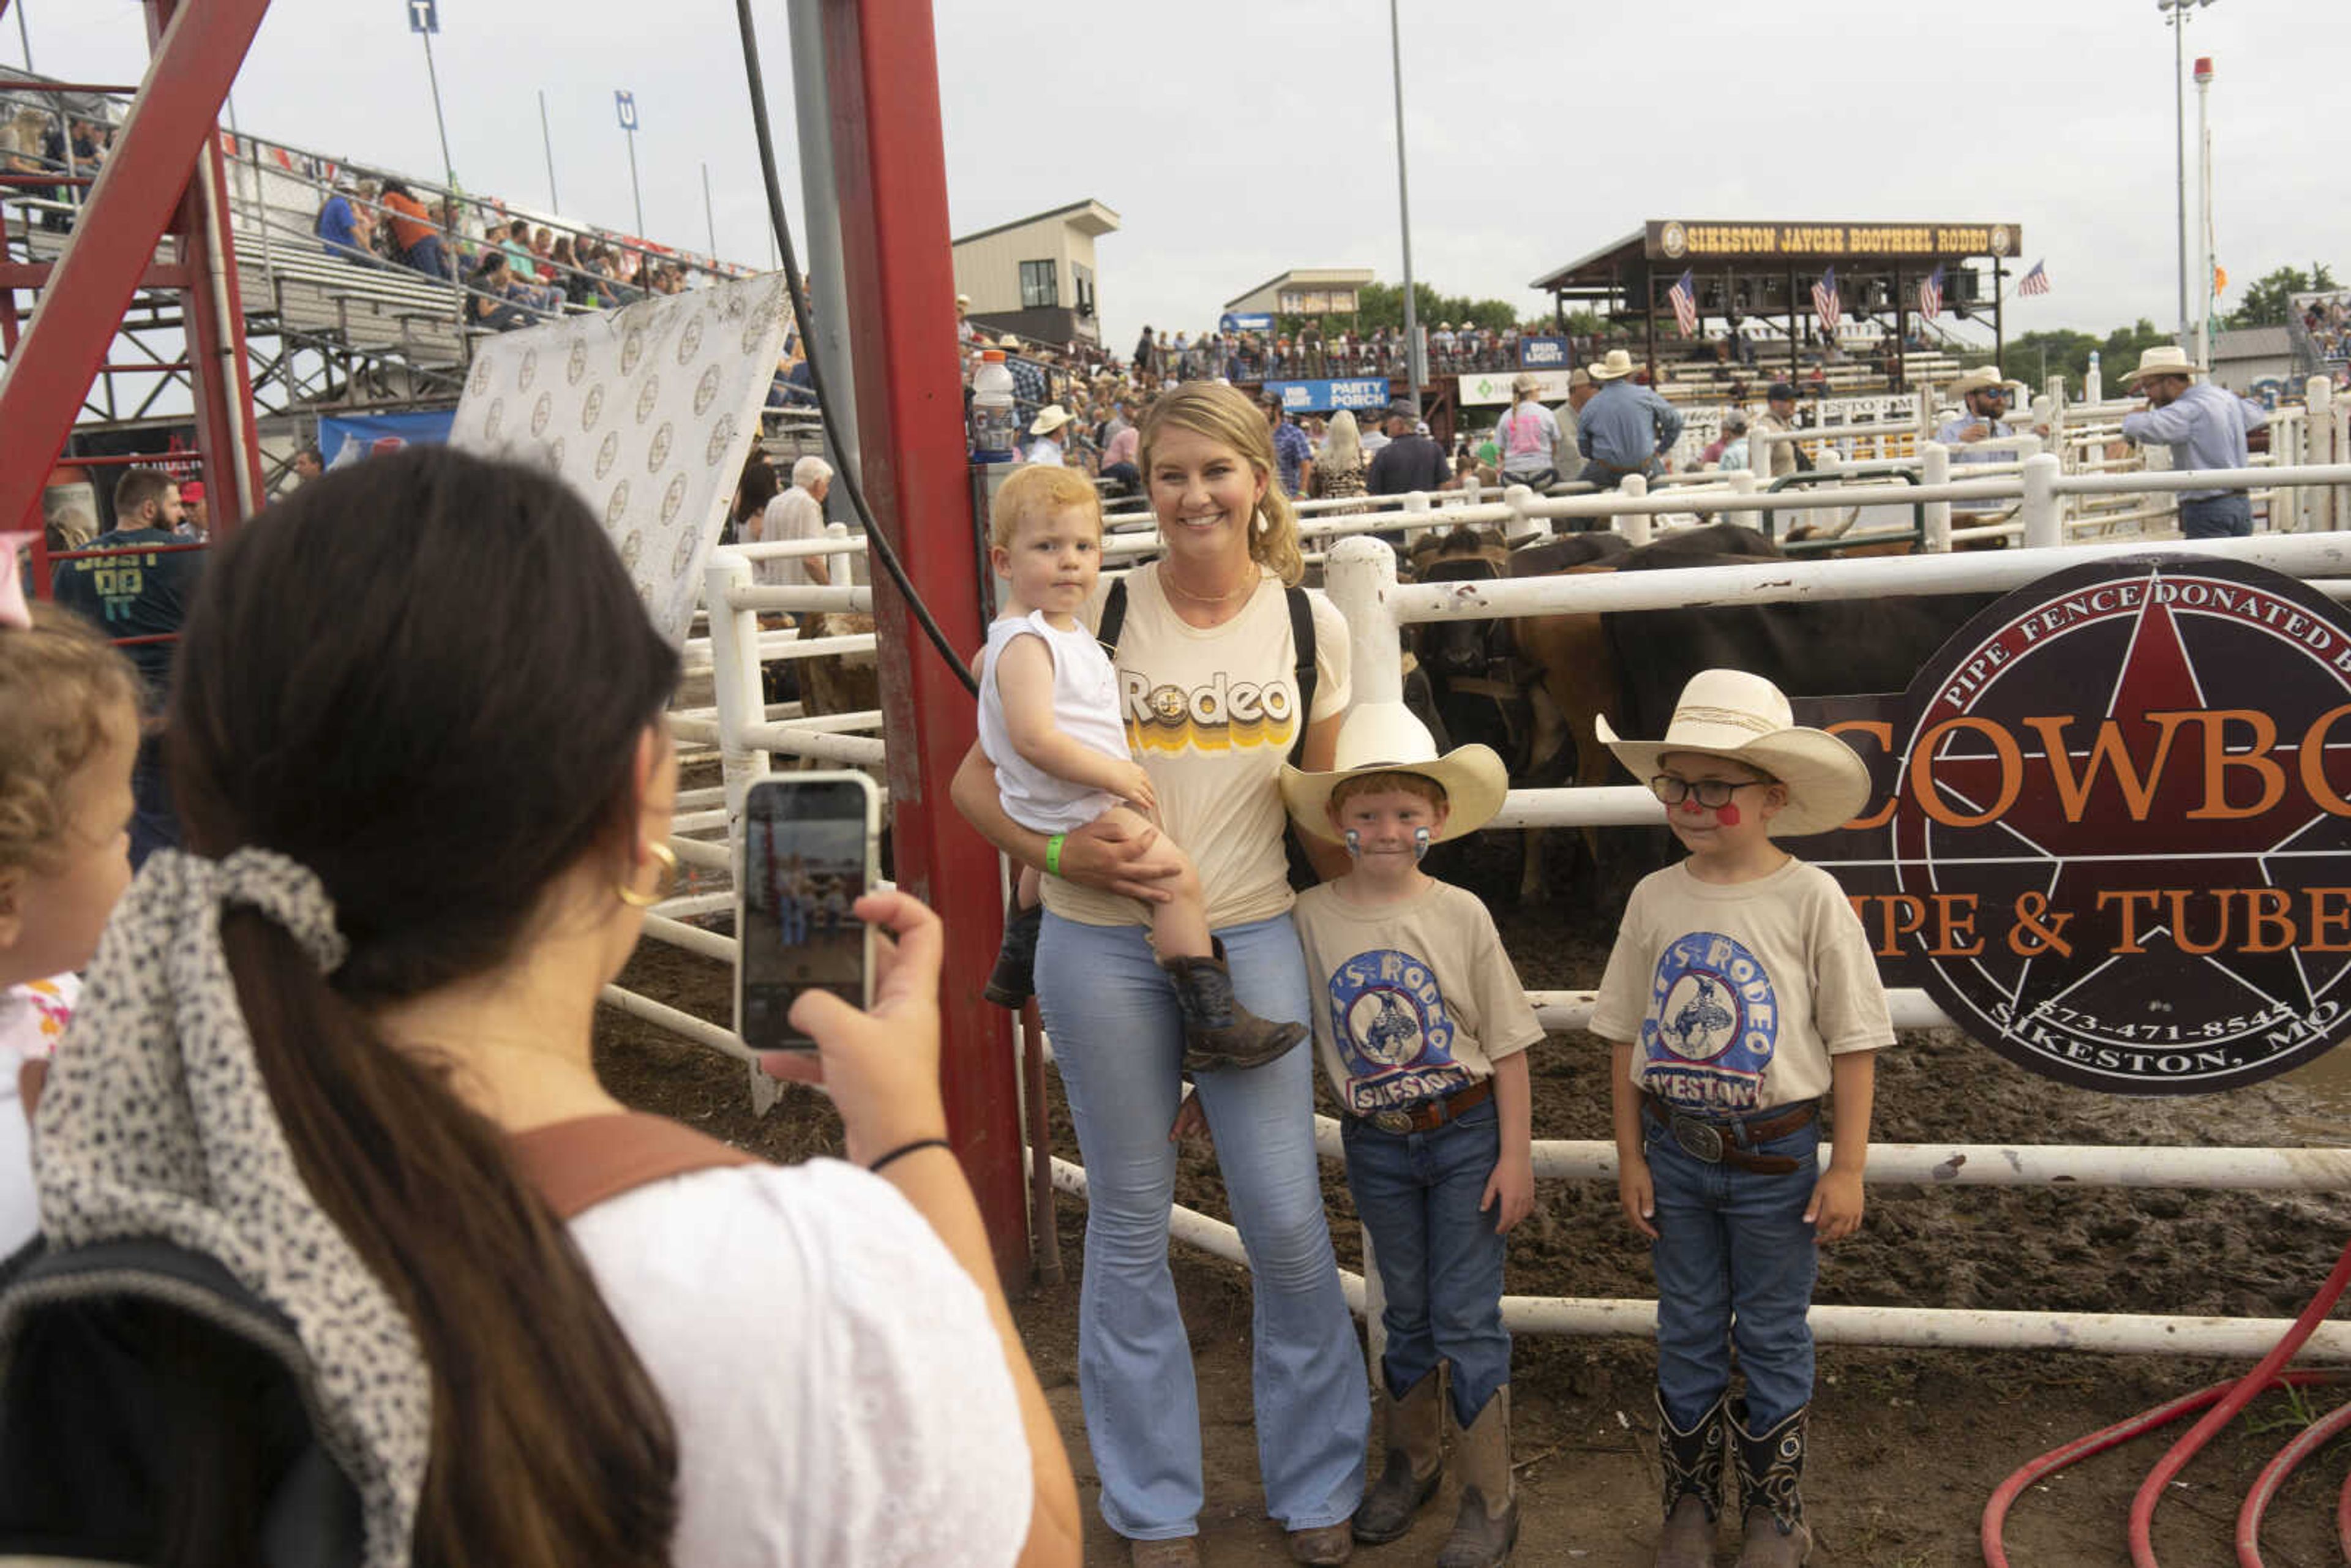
[592,429,2351,1376]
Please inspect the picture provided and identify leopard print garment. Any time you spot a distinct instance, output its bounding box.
[29,849,427,1568]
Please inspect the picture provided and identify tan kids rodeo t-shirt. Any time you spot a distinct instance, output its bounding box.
[1590,858,1894,1115]
[1043,564,1349,932]
[1292,881,1543,1119]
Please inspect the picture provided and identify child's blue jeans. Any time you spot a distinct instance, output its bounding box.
[1341,1095,1510,1426]
[1644,1108,1821,1431]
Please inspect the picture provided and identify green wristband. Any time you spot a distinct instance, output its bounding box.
[1045,833,1068,878]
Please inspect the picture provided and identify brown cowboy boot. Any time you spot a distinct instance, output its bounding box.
[1352,1370,1444,1544]
[1434,1386,1518,1567]
[1161,939,1307,1073]
[1654,1389,1727,1568]
[1730,1401,1812,1567]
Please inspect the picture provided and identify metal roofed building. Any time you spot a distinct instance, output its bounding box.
[951,198,1120,348]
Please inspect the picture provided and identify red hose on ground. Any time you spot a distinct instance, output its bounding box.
[2129,1236,2351,1566]
[2237,1393,2351,1566]
[1981,1376,2328,1566]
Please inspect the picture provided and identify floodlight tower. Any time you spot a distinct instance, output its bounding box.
[2156,0,2219,355]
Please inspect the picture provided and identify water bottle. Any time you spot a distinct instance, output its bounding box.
[972,350,1018,460]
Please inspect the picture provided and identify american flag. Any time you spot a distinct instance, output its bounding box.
[1668,269,1700,339]
[2019,260,2052,297]
[1918,264,1944,320]
[1812,267,1842,340]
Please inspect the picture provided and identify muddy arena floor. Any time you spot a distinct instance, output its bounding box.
[598,827,2351,1567]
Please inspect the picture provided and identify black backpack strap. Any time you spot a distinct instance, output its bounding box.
[1097,575,1129,658]
[1286,585,1316,767]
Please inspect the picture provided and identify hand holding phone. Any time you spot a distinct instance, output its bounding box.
[737,772,880,1053]
[758,889,949,1168]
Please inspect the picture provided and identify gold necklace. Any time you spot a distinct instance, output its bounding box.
[1159,567,1257,606]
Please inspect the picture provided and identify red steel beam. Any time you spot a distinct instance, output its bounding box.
[0,0,271,535]
[825,0,1027,1277]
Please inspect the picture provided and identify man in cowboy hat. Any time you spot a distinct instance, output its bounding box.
[1023,404,1076,467]
[1935,367,2025,466]
[2114,345,2271,539]
[1577,349,1684,489]
[1269,703,1537,1568]
[1589,667,1890,1568]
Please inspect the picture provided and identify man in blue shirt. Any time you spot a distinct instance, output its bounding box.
[1576,350,1684,488]
[1935,367,2023,467]
[51,468,203,866]
[1262,391,1316,499]
[2116,346,2269,539]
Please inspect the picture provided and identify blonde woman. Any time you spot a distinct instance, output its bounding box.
[1308,408,1371,515]
[954,381,1369,1566]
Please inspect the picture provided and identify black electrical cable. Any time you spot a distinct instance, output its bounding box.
[732,0,980,697]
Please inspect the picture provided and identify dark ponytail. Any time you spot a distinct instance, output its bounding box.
[170,447,683,1568]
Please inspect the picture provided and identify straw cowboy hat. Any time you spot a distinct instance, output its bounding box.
[1594,668,1871,838]
[1027,404,1074,437]
[1510,370,1543,396]
[1587,348,1637,381]
[1280,703,1509,846]
[997,333,1023,350]
[2120,345,2204,387]
[1946,366,2020,400]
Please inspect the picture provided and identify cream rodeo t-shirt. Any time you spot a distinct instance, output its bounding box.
[1042,564,1350,932]
[1292,881,1543,1119]
[1590,858,1894,1114]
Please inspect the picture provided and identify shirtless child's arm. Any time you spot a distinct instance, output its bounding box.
[994,633,1155,811]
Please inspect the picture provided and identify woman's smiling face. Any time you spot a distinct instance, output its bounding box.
[1148,424,1265,573]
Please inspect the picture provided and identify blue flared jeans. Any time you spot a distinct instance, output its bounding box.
[1037,910,1369,1541]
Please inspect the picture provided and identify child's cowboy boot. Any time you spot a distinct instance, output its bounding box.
[1435,1386,1517,1567]
[1654,1390,1726,1568]
[1730,1401,1812,1568]
[1161,940,1307,1073]
[983,896,1043,1008]
[1352,1370,1444,1544]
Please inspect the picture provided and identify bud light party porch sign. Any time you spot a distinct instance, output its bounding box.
[1264,378,1391,415]
[1795,555,2351,1095]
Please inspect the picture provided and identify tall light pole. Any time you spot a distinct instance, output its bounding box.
[2157,0,2218,356]
[1388,0,1424,397]
[615,89,645,236]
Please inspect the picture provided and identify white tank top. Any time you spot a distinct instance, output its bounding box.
[977,610,1131,835]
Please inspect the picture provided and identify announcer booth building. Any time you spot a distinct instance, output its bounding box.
[952,197,1120,348]
[1532,218,2025,386]
[1222,266,1375,328]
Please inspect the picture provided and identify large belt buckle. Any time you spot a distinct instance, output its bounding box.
[1373,1108,1416,1135]
[1671,1114,1725,1164]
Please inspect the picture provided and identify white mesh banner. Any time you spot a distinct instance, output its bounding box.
[449,272,792,645]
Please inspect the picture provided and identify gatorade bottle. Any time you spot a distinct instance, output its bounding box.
[973,350,1018,460]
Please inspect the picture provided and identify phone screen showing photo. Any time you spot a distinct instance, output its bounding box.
[740,778,869,1051]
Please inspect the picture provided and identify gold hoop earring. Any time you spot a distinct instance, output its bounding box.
[617,840,680,908]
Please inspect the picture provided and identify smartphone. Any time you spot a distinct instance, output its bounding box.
[736,771,881,1052]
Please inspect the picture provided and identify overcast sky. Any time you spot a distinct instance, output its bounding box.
[23,0,2351,362]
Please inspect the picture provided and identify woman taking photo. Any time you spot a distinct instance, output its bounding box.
[954,381,1369,1566]
[33,448,1078,1568]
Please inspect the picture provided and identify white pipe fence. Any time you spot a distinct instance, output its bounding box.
[620,432,2351,1354]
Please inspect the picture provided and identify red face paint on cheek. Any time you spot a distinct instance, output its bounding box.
[1714,803,1742,827]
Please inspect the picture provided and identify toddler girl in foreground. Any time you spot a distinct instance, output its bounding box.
[0,560,143,1253]
[975,466,1303,1073]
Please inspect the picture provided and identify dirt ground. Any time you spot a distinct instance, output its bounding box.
[597,831,2351,1567]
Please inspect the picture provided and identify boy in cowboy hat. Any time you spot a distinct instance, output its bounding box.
[1588,669,1892,1568]
[1273,705,1541,1567]
[2113,345,2271,539]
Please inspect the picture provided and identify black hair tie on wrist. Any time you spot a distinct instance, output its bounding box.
[867,1137,952,1176]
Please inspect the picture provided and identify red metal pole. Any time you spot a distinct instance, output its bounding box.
[823,0,1026,1278]
[0,0,271,535]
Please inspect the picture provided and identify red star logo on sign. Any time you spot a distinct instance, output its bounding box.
[1873,559,2351,1093]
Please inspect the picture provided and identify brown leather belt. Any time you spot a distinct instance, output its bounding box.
[1348,1078,1495,1137]
[1641,1092,1818,1174]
